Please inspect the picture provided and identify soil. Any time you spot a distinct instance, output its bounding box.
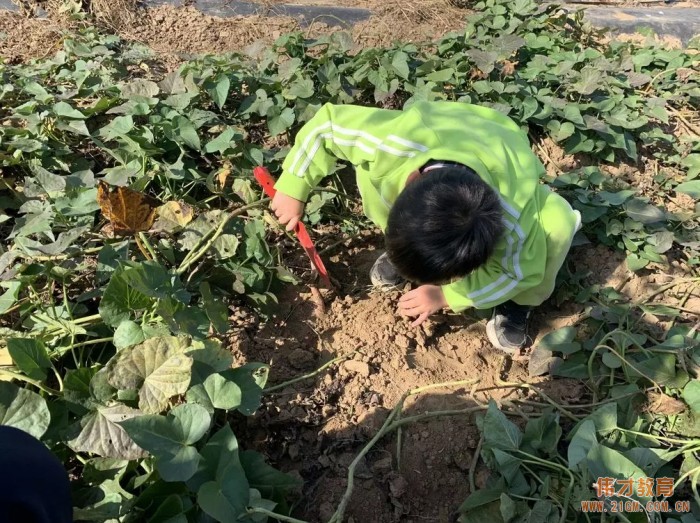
[228,232,590,522]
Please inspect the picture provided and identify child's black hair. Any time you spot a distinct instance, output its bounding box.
[385,163,504,284]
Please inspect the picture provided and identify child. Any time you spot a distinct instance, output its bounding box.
[270,102,581,353]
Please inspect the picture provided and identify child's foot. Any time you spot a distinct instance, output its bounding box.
[486,301,532,354]
[369,252,405,289]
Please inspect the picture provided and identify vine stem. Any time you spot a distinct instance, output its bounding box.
[328,379,479,523]
[496,380,580,422]
[515,451,576,523]
[264,351,358,393]
[0,369,60,396]
[176,199,268,275]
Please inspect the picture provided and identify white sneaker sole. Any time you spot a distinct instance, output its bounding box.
[486,319,520,355]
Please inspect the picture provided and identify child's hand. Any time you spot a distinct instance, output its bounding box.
[271,192,305,231]
[398,285,447,327]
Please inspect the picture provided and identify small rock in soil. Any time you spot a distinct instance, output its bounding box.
[453,451,472,471]
[343,359,371,377]
[318,454,331,468]
[371,456,393,474]
[394,334,411,348]
[389,474,408,498]
[319,502,335,522]
[288,443,300,461]
[287,348,316,370]
[355,457,373,479]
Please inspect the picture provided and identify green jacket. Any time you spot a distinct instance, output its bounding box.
[275,101,574,312]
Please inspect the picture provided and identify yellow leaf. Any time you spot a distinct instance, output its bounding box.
[153,201,194,233]
[217,164,231,189]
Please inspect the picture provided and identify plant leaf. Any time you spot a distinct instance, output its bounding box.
[107,335,193,414]
[186,373,242,413]
[482,399,522,451]
[7,338,52,381]
[0,381,50,439]
[120,403,211,482]
[69,405,148,460]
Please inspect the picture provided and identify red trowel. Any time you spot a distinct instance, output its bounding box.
[253,166,333,289]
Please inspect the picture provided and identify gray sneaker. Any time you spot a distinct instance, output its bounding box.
[486,301,532,354]
[369,252,405,289]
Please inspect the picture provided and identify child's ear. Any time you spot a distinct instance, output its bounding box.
[404,169,421,187]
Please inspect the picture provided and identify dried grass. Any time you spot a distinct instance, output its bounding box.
[378,0,463,26]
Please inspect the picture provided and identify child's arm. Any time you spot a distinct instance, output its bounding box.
[274,103,404,202]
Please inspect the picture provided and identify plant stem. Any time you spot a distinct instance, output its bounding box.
[138,232,159,262]
[265,351,357,393]
[328,379,479,523]
[176,199,268,275]
[0,369,60,396]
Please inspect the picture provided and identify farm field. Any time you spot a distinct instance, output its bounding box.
[0,0,699,522]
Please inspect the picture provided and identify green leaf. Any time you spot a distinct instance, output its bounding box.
[0,381,50,439]
[537,327,581,355]
[523,411,561,456]
[482,399,522,451]
[99,266,153,327]
[547,120,575,142]
[425,68,455,82]
[196,426,250,521]
[676,180,700,199]
[573,67,603,95]
[107,335,193,414]
[284,78,315,99]
[204,127,237,154]
[391,51,410,79]
[0,281,22,315]
[623,198,665,224]
[199,282,229,334]
[586,403,618,435]
[240,450,301,502]
[208,75,230,109]
[53,101,86,119]
[568,419,596,469]
[113,320,146,349]
[586,444,649,500]
[466,49,497,74]
[459,487,505,512]
[172,116,201,151]
[683,380,700,413]
[99,115,135,140]
[68,405,148,460]
[186,373,242,413]
[623,447,679,477]
[6,338,52,381]
[222,363,269,415]
[268,107,295,136]
[120,403,211,482]
[626,253,649,271]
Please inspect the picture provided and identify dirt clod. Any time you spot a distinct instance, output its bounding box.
[287,348,317,370]
[342,359,371,377]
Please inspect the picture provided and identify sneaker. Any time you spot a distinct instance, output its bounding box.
[486,301,532,354]
[369,252,405,289]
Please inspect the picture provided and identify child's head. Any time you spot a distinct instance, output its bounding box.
[385,163,504,284]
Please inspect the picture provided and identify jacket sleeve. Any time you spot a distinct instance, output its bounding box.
[440,215,546,312]
[441,260,530,312]
[274,103,404,201]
